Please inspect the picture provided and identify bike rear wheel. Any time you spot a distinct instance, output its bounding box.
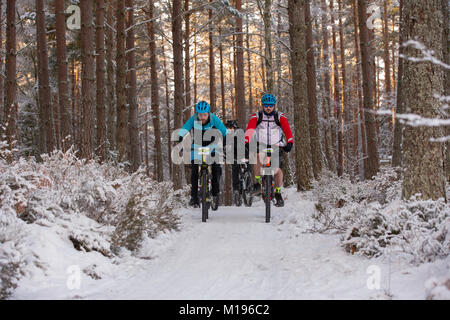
[201,170,208,222]
[242,171,254,207]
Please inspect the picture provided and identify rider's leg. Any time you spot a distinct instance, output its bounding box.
[211,163,222,196]
[274,149,284,190]
[274,168,283,189]
[191,164,199,199]
[253,152,263,183]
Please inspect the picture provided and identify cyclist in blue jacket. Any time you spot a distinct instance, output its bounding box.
[178,101,228,208]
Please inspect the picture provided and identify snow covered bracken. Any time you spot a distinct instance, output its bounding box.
[0,142,187,299]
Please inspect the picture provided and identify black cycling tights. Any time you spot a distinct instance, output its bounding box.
[190,163,222,198]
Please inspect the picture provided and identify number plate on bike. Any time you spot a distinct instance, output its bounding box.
[198,147,210,155]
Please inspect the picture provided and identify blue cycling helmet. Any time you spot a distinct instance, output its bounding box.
[261,93,276,105]
[195,101,210,113]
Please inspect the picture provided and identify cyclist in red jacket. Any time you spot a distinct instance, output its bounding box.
[244,94,293,207]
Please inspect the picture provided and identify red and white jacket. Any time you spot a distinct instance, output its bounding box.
[245,111,294,147]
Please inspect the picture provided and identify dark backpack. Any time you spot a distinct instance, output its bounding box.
[256,111,281,127]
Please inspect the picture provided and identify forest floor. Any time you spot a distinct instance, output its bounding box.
[11,188,449,300]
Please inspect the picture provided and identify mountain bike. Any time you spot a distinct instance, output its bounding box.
[198,147,218,222]
[234,161,254,207]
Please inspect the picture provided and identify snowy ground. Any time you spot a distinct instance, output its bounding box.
[11,188,449,300]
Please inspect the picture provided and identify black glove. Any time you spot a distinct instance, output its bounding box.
[178,135,183,143]
[283,142,293,153]
[244,143,250,159]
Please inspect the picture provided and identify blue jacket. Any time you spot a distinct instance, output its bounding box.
[179,113,228,162]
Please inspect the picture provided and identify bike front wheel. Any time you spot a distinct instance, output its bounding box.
[264,175,272,223]
[201,170,209,222]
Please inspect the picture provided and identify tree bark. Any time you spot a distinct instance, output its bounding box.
[358,0,379,180]
[106,0,116,152]
[338,0,349,174]
[116,0,128,163]
[96,0,107,162]
[330,0,343,176]
[184,0,191,121]
[260,0,274,92]
[126,0,140,172]
[392,0,405,168]
[184,0,191,184]
[36,0,54,154]
[320,0,337,173]
[0,1,3,127]
[442,0,449,182]
[246,12,253,114]
[401,0,446,200]
[55,0,72,152]
[383,0,393,134]
[208,2,216,113]
[80,0,95,159]
[172,0,184,189]
[162,41,173,179]
[3,0,16,151]
[352,0,366,178]
[148,0,163,181]
[236,0,246,129]
[288,0,313,191]
[305,0,322,179]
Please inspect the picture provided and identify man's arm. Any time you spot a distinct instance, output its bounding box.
[244,113,258,144]
[178,115,195,139]
[279,113,293,144]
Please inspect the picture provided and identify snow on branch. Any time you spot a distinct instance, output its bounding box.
[401,40,450,70]
[375,109,450,128]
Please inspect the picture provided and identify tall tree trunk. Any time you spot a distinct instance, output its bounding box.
[442,0,449,182]
[392,0,404,167]
[184,0,191,184]
[219,27,226,120]
[126,0,140,172]
[330,0,343,176]
[148,0,163,181]
[36,0,54,154]
[352,0,366,177]
[96,0,107,162]
[144,105,149,176]
[260,0,274,92]
[80,0,95,159]
[172,0,184,189]
[288,0,313,191]
[338,0,349,174]
[184,0,191,121]
[106,0,116,152]
[358,0,379,180]
[402,0,446,200]
[3,0,16,151]
[0,1,3,127]
[52,93,60,150]
[162,42,173,179]
[246,12,253,114]
[305,0,322,179]
[383,0,393,135]
[208,3,216,112]
[320,0,336,173]
[236,0,246,129]
[194,30,198,104]
[116,0,128,163]
[55,0,72,152]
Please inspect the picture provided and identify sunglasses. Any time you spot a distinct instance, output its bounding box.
[263,104,274,108]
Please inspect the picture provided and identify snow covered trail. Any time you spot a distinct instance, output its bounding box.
[12,189,448,300]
